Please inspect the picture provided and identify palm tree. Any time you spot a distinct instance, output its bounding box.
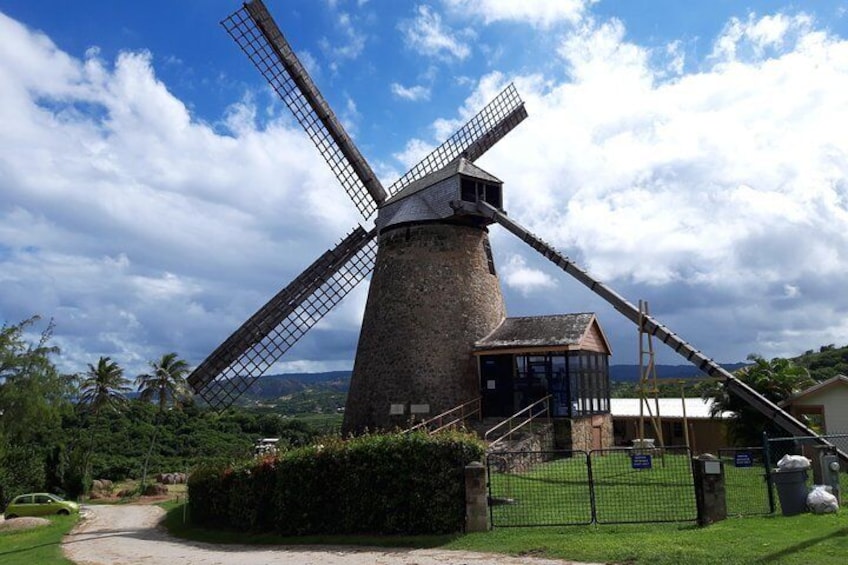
[135,352,191,489]
[702,354,815,446]
[78,356,131,415]
[135,352,191,412]
[77,356,131,485]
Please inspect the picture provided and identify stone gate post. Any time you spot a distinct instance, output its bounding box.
[692,453,727,526]
[465,461,489,532]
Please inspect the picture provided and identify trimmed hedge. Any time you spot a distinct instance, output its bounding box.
[188,431,485,535]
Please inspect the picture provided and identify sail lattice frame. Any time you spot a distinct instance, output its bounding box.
[222,1,385,218]
[189,228,377,410]
[387,83,527,196]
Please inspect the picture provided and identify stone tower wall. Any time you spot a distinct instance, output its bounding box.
[342,222,506,434]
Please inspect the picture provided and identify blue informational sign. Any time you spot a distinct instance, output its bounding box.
[631,454,652,469]
[734,452,754,468]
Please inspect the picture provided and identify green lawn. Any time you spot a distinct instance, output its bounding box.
[488,450,697,526]
[722,462,773,516]
[163,503,848,564]
[449,513,848,565]
[0,515,78,565]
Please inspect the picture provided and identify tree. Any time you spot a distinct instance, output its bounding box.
[701,354,815,446]
[135,352,191,411]
[78,356,132,414]
[135,352,191,489]
[77,356,131,487]
[0,316,74,503]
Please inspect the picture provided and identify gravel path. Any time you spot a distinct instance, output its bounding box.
[62,505,598,565]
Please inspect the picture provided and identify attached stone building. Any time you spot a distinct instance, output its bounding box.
[474,313,613,451]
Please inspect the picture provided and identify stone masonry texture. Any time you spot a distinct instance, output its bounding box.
[343,222,506,434]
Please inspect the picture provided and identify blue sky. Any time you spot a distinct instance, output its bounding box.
[1,0,848,377]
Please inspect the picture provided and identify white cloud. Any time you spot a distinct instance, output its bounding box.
[463,12,848,361]
[0,13,362,375]
[3,4,848,374]
[390,82,431,101]
[710,12,814,63]
[392,137,436,171]
[319,10,367,70]
[400,5,472,61]
[444,0,592,27]
[501,255,556,295]
[297,50,321,80]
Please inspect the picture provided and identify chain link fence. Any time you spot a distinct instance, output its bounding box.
[764,433,848,513]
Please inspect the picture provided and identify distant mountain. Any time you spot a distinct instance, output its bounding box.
[239,364,749,401]
[248,371,351,399]
[201,347,847,411]
[609,363,748,382]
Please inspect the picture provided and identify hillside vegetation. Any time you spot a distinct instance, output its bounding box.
[3,312,846,506]
[794,343,848,381]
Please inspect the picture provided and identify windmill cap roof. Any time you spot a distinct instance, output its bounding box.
[383,157,502,206]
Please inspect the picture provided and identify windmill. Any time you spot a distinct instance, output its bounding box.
[188,0,844,457]
[187,0,526,432]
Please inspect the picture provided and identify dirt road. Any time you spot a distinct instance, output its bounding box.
[62,505,597,565]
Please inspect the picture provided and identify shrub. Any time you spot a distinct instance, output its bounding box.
[188,431,484,535]
[187,464,228,528]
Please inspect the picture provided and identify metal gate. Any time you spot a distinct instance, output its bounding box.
[486,446,697,527]
[718,447,773,516]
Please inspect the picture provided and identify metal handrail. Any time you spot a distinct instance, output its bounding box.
[485,395,552,448]
[405,397,482,435]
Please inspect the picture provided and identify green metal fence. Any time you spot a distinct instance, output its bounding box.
[718,447,773,516]
[486,447,697,527]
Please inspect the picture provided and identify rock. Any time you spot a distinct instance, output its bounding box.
[0,517,51,531]
[143,483,168,496]
[91,479,104,492]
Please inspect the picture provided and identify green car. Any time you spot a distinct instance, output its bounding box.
[3,493,80,519]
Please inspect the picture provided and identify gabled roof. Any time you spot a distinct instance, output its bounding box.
[383,156,501,206]
[610,398,732,420]
[780,374,848,406]
[474,313,611,354]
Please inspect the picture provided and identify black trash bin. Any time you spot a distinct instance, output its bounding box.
[772,469,808,516]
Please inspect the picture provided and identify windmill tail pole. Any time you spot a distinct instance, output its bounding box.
[477,201,848,464]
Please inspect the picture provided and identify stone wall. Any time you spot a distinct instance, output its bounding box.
[343,222,506,434]
[570,413,613,451]
[487,424,555,473]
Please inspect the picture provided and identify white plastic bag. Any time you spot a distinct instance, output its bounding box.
[807,485,839,514]
[777,454,811,470]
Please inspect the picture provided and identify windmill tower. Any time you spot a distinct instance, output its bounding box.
[188,1,844,461]
[344,159,508,433]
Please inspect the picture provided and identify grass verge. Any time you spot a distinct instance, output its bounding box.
[0,515,78,565]
[163,502,848,564]
[450,514,848,565]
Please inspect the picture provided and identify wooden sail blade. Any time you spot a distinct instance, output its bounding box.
[387,83,527,196]
[222,0,386,218]
[188,226,377,410]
